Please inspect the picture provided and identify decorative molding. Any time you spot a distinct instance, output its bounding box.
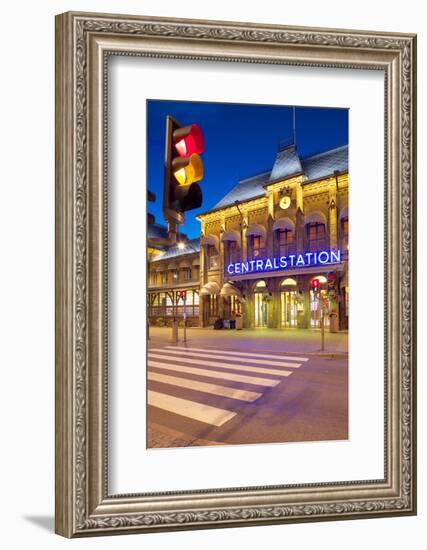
[57,12,416,536]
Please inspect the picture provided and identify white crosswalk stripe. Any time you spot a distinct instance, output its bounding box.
[148,371,262,402]
[163,346,308,363]
[150,348,303,368]
[148,390,236,427]
[148,360,279,387]
[148,347,310,428]
[148,352,293,377]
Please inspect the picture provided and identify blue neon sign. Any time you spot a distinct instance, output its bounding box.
[226,250,341,276]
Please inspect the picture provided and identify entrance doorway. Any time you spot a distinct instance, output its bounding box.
[281,291,297,327]
[280,278,297,328]
[254,280,268,328]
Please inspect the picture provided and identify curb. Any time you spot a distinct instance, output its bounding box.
[162,343,348,359]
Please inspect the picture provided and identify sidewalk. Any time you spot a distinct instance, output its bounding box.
[148,326,348,357]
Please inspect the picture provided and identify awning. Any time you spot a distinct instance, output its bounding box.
[220,282,241,298]
[200,234,219,252]
[245,223,266,240]
[221,229,241,248]
[200,281,220,296]
[272,217,295,232]
[304,210,327,225]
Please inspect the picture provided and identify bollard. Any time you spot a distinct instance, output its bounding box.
[170,318,178,343]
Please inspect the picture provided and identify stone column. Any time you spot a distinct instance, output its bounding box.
[242,216,248,262]
[296,207,305,254]
[329,186,338,250]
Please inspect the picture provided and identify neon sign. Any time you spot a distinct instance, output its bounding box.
[227,250,341,276]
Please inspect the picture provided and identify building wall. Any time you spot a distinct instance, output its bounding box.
[198,172,349,330]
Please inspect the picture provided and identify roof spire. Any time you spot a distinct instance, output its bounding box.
[292,107,296,147]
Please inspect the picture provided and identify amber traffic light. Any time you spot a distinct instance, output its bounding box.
[163,117,204,226]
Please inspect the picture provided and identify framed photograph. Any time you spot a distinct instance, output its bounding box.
[55,11,417,537]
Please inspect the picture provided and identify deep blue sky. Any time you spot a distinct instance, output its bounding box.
[147,100,348,239]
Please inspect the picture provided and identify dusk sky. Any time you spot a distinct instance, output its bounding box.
[147,100,348,239]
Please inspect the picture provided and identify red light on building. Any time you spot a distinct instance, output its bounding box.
[173,124,204,157]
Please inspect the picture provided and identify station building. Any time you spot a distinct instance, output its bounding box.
[148,143,349,331]
[148,224,201,327]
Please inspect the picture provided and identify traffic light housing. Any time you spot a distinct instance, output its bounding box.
[311,278,320,294]
[163,116,204,227]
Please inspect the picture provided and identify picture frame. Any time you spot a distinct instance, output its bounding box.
[55,11,417,537]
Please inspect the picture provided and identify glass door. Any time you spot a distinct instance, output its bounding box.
[254,293,268,327]
[281,290,297,327]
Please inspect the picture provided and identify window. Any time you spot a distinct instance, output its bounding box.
[251,235,265,259]
[341,217,349,251]
[161,271,168,285]
[276,229,294,256]
[183,267,192,281]
[226,240,239,264]
[307,222,326,252]
[207,245,219,270]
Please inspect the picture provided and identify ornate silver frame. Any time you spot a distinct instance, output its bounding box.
[55,11,417,537]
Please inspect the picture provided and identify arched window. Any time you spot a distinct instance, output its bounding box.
[280,277,297,287]
[276,228,294,256]
[227,240,239,264]
[307,222,326,252]
[251,235,265,259]
[254,280,266,290]
[206,244,219,270]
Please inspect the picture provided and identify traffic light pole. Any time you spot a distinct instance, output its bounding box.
[183,295,187,343]
[320,309,325,351]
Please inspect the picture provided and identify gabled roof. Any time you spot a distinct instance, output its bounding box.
[203,144,348,214]
[269,145,303,182]
[301,145,348,182]
[212,170,270,210]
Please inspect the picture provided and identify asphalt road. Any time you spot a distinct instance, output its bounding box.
[147,342,348,447]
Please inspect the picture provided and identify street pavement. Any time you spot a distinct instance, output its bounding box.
[148,326,348,356]
[147,331,348,448]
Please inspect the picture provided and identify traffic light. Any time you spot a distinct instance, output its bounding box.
[163,116,204,227]
[311,278,320,294]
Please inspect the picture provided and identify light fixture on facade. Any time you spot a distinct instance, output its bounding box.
[177,241,185,250]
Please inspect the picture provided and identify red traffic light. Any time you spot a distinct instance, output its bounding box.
[181,290,187,299]
[311,278,320,291]
[173,124,204,157]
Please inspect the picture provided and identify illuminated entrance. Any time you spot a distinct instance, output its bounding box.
[254,280,268,328]
[280,278,297,327]
[310,276,330,328]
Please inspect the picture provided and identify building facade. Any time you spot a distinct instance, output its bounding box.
[148,229,201,327]
[197,144,349,330]
[148,143,349,331]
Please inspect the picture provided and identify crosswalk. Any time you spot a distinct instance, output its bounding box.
[147,346,308,429]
